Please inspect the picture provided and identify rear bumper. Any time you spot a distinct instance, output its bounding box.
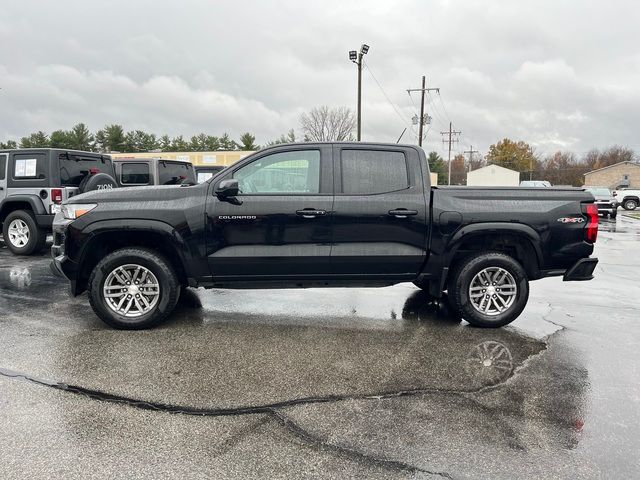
[563,257,598,281]
[35,214,54,228]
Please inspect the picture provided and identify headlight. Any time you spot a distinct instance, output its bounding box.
[61,204,97,220]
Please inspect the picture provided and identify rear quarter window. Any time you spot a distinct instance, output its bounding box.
[341,149,408,194]
[158,161,195,185]
[12,153,47,181]
[120,163,150,185]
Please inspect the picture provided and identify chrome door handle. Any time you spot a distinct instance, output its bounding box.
[388,209,418,218]
[296,208,327,219]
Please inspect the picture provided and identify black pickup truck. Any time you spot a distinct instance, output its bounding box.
[50,142,599,330]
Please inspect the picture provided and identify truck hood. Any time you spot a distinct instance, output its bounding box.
[67,184,203,204]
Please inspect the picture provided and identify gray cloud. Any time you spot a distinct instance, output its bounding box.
[1,0,638,156]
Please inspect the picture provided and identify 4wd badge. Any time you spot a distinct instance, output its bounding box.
[557,217,585,223]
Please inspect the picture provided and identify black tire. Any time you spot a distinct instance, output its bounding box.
[88,247,180,329]
[448,252,529,328]
[2,210,46,255]
[623,199,638,211]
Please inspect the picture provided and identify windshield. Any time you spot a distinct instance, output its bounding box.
[59,154,114,187]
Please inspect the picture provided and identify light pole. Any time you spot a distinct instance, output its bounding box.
[349,44,369,141]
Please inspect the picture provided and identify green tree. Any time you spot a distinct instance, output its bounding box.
[238,132,259,150]
[266,129,296,146]
[50,130,73,148]
[485,138,537,173]
[159,135,172,151]
[20,131,50,148]
[427,151,448,184]
[95,124,126,152]
[170,135,189,151]
[0,140,18,149]
[218,132,239,150]
[68,123,94,151]
[189,133,220,151]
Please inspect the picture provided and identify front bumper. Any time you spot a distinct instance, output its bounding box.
[563,257,599,281]
[595,202,617,214]
[50,217,80,295]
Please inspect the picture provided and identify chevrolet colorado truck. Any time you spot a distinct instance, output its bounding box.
[50,142,599,330]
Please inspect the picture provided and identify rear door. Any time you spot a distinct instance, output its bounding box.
[206,145,334,278]
[330,145,429,278]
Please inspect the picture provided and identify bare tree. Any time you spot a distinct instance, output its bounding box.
[300,106,356,141]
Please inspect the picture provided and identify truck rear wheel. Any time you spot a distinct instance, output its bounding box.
[2,210,46,255]
[88,248,180,329]
[448,252,529,328]
[623,199,638,210]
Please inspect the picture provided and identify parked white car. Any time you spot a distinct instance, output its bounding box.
[613,189,640,210]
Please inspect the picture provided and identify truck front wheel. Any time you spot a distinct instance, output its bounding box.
[448,252,529,328]
[88,248,180,329]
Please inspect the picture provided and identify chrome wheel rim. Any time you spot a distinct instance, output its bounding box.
[469,267,517,316]
[103,264,160,317]
[8,219,30,248]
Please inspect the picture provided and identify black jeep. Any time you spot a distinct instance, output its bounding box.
[0,149,117,255]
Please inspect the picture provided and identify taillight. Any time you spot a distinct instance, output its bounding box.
[584,203,599,243]
[51,188,63,204]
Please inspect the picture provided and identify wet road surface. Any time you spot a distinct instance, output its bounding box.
[0,216,639,479]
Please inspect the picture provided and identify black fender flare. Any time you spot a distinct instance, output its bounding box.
[77,219,194,279]
[0,195,47,220]
[420,222,544,297]
[446,222,544,268]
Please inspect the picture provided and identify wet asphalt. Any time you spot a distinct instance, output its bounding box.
[0,216,639,479]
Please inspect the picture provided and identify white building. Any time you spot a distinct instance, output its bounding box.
[467,164,520,186]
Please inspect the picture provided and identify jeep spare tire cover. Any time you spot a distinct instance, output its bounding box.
[79,173,118,193]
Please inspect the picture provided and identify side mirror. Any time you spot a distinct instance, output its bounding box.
[215,179,242,204]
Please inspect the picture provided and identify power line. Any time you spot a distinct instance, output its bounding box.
[363,61,417,139]
[407,76,440,147]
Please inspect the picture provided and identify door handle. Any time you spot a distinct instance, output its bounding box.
[388,209,418,218]
[296,208,327,219]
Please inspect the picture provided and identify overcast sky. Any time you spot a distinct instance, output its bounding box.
[1,0,638,156]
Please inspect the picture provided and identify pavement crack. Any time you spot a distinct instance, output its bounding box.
[270,408,454,478]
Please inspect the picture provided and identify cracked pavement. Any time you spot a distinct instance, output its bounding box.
[1,216,639,479]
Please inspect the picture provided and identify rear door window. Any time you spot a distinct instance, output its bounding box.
[120,163,150,185]
[341,149,409,194]
[59,154,114,187]
[158,161,195,185]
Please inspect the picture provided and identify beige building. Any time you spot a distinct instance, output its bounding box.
[583,161,640,189]
[467,164,519,186]
[111,151,255,167]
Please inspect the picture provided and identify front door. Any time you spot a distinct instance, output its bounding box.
[0,154,7,204]
[206,145,334,279]
[330,145,429,278]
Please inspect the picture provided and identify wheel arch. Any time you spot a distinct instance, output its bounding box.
[75,220,192,294]
[0,195,46,223]
[447,224,543,280]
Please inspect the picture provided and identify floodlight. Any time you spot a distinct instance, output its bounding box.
[361,44,369,54]
[349,50,358,61]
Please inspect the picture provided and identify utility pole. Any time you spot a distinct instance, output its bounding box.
[407,76,439,147]
[349,44,370,141]
[464,146,479,173]
[440,122,461,185]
